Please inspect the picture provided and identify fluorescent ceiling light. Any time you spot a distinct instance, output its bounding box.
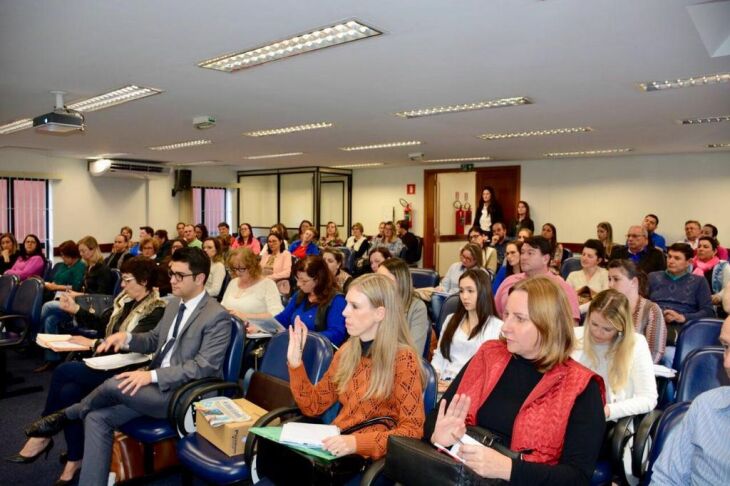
[479,127,593,140]
[198,20,381,72]
[638,73,729,91]
[395,97,531,118]
[243,122,332,137]
[67,85,162,112]
[544,148,633,158]
[148,139,212,151]
[0,118,33,135]
[171,161,227,167]
[678,115,730,125]
[244,152,304,160]
[707,143,730,148]
[423,156,492,163]
[339,141,422,151]
[330,162,384,168]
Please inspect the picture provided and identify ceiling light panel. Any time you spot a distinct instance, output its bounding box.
[339,141,422,151]
[678,115,730,125]
[638,73,729,92]
[148,139,212,151]
[395,97,531,119]
[707,143,730,148]
[244,152,304,160]
[243,122,332,137]
[423,156,492,163]
[330,162,384,168]
[544,148,633,158]
[67,85,162,112]
[199,20,382,72]
[0,118,33,135]
[479,127,592,140]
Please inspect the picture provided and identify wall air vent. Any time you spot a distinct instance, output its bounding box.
[88,159,172,179]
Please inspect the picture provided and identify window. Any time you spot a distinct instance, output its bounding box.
[0,177,52,255]
[192,187,227,236]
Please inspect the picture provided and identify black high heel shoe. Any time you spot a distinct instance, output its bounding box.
[54,467,81,486]
[5,438,54,463]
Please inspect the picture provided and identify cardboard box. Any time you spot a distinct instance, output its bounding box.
[195,398,268,456]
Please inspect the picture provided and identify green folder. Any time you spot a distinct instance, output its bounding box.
[249,426,338,461]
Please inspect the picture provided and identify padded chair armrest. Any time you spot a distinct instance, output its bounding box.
[242,367,254,395]
[360,458,386,486]
[631,409,663,479]
[168,379,243,437]
[243,405,303,468]
[610,414,643,485]
[167,377,220,419]
[0,314,30,340]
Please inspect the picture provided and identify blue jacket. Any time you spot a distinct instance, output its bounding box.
[275,291,347,346]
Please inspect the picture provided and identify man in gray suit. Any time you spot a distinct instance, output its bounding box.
[26,247,231,485]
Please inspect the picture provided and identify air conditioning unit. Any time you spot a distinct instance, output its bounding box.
[88,159,172,179]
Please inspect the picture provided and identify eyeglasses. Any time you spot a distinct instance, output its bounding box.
[142,246,155,251]
[121,275,136,283]
[231,267,248,273]
[168,270,195,282]
[626,234,644,238]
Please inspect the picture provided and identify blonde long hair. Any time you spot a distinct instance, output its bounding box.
[333,273,423,400]
[584,289,636,392]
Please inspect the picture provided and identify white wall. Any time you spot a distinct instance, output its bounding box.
[352,152,730,245]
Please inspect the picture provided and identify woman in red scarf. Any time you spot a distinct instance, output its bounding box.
[425,276,606,485]
[692,236,730,309]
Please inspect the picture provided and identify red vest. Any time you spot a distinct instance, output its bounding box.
[456,341,605,465]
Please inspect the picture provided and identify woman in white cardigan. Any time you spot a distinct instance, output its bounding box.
[222,248,284,324]
[572,289,657,421]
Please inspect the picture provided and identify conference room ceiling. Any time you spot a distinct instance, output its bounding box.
[1,0,729,170]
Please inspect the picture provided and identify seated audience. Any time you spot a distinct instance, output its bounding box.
[692,236,730,310]
[289,228,320,259]
[42,240,86,297]
[377,258,429,355]
[370,221,404,257]
[153,229,171,261]
[283,273,424,464]
[221,248,283,324]
[194,223,209,242]
[217,221,230,239]
[259,223,289,257]
[259,232,292,294]
[474,185,503,239]
[202,237,226,298]
[495,236,580,321]
[468,226,497,275]
[430,243,485,321]
[322,247,352,292]
[490,221,512,267]
[5,234,46,281]
[516,227,532,242]
[168,238,187,255]
[431,269,502,392]
[649,243,714,344]
[345,222,370,265]
[508,200,534,238]
[607,260,667,363]
[681,220,701,250]
[426,276,605,484]
[175,222,186,240]
[491,240,522,294]
[701,223,728,260]
[368,247,392,274]
[119,226,134,250]
[231,222,261,254]
[566,239,609,306]
[541,223,564,273]
[0,232,20,274]
[610,225,666,274]
[650,316,730,486]
[396,219,419,263]
[296,219,313,242]
[7,257,166,484]
[275,255,347,346]
[643,213,666,251]
[597,221,619,258]
[128,226,153,256]
[184,224,202,248]
[138,236,158,260]
[572,289,657,421]
[104,233,129,269]
[319,221,344,248]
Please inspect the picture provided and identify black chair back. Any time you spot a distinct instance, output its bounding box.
[110,268,122,296]
[0,274,19,314]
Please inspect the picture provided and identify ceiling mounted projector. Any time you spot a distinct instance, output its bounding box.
[33,91,85,133]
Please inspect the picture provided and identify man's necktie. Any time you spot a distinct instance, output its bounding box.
[149,303,186,370]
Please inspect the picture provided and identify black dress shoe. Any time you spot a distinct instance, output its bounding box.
[5,438,54,463]
[25,411,69,438]
[54,468,80,486]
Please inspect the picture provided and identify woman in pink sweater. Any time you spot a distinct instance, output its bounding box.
[5,234,46,280]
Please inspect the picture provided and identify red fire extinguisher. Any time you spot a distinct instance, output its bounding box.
[454,192,465,235]
[399,198,413,227]
[464,192,472,226]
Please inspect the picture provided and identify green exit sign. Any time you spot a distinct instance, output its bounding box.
[460,163,474,171]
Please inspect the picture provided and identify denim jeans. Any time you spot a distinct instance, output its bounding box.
[40,299,73,362]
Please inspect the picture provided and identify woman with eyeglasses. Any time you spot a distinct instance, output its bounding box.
[221,248,283,326]
[260,232,293,295]
[369,221,404,257]
[6,257,166,484]
[231,222,261,255]
[4,234,46,280]
[202,237,226,298]
[275,255,347,346]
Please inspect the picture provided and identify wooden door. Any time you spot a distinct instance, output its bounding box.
[475,166,521,228]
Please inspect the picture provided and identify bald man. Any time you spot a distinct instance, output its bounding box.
[610,224,666,274]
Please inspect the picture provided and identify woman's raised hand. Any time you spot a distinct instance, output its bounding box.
[430,393,470,447]
[287,317,308,368]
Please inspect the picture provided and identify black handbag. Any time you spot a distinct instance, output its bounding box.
[384,427,516,486]
[256,416,396,486]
